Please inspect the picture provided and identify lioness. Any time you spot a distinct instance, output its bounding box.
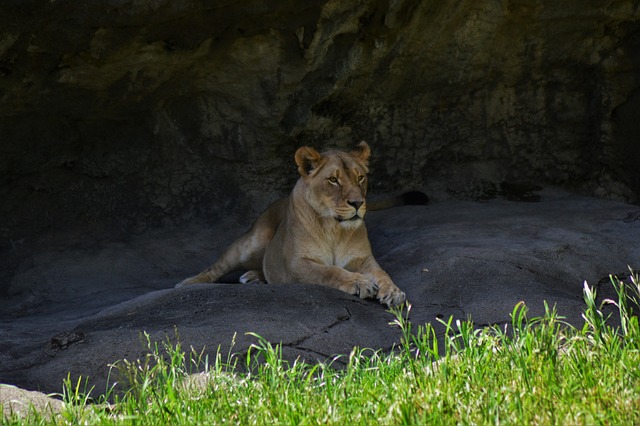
[176,141,406,307]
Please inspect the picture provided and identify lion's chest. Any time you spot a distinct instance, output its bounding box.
[315,234,365,272]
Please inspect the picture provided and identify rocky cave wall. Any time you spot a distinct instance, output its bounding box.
[1,0,639,245]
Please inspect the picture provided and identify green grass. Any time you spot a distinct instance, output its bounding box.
[4,271,640,425]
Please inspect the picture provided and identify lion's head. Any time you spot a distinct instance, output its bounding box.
[294,141,370,227]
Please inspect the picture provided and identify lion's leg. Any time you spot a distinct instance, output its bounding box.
[176,199,287,288]
[176,230,269,287]
[285,260,379,300]
[282,257,404,307]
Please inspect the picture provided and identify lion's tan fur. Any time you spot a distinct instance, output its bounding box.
[176,142,406,307]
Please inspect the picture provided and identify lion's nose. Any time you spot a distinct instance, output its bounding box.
[348,200,364,212]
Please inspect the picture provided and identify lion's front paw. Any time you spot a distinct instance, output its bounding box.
[344,274,378,299]
[377,284,406,308]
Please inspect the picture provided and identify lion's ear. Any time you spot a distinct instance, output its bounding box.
[295,146,323,176]
[351,141,371,165]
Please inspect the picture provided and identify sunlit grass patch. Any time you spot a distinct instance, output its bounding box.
[4,270,640,425]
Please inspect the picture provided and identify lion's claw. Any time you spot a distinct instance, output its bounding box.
[354,280,378,299]
[377,285,406,307]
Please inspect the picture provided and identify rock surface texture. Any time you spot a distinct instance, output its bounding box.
[1,1,639,243]
[1,189,639,399]
[1,0,640,410]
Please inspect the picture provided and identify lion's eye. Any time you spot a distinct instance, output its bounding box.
[328,176,339,185]
[358,175,366,183]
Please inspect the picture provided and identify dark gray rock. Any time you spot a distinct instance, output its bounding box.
[1,189,638,398]
[1,1,639,248]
